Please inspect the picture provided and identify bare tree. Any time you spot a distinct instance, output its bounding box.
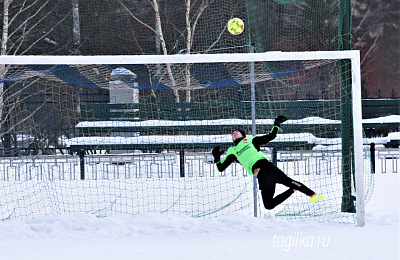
[116,0,220,103]
[0,0,80,155]
[116,0,180,101]
[0,0,11,130]
[352,0,399,98]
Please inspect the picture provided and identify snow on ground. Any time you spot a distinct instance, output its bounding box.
[0,172,398,260]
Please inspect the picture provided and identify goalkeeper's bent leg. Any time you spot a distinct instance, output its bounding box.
[271,164,316,196]
[261,188,294,210]
[290,180,315,196]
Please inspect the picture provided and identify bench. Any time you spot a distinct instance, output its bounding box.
[76,99,399,139]
[77,100,342,136]
[361,99,399,119]
[74,100,342,150]
[80,100,342,120]
[362,99,400,137]
[80,99,399,119]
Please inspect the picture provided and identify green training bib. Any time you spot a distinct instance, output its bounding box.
[223,136,267,175]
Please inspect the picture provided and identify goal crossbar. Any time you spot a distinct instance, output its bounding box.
[0,50,360,65]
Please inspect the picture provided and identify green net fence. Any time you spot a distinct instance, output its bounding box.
[0,0,350,56]
[247,0,349,52]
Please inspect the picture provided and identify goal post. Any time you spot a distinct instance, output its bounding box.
[350,51,365,227]
[0,51,369,225]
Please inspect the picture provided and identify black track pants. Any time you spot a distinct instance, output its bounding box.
[255,160,315,210]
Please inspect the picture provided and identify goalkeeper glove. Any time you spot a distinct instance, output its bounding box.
[212,146,224,163]
[274,115,288,127]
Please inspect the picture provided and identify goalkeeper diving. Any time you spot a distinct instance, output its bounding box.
[212,116,323,210]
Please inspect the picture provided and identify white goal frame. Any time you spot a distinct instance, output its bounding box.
[0,50,365,226]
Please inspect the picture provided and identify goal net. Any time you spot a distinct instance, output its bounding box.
[0,51,372,225]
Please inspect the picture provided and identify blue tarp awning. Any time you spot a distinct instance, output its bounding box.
[0,61,306,89]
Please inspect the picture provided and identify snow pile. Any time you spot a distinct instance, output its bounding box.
[0,173,398,260]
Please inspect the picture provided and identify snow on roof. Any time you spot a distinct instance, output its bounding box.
[388,132,400,141]
[69,115,398,147]
[66,133,318,146]
[76,117,340,128]
[362,115,400,124]
[76,115,399,128]
[111,67,137,77]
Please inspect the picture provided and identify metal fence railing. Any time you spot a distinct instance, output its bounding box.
[375,148,399,174]
[2,148,397,182]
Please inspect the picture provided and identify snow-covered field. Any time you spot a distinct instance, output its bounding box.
[0,169,398,260]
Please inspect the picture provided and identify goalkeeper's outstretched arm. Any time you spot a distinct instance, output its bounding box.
[212,146,237,172]
[253,115,288,146]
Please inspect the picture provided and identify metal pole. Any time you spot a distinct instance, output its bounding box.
[340,0,356,214]
[250,45,258,217]
[79,149,85,180]
[272,147,278,166]
[179,149,185,177]
[370,143,376,173]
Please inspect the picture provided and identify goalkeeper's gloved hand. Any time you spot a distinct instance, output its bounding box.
[212,146,224,163]
[274,115,288,127]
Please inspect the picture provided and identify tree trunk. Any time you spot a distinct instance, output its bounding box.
[152,0,179,102]
[185,0,191,103]
[72,0,81,54]
[0,0,11,133]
